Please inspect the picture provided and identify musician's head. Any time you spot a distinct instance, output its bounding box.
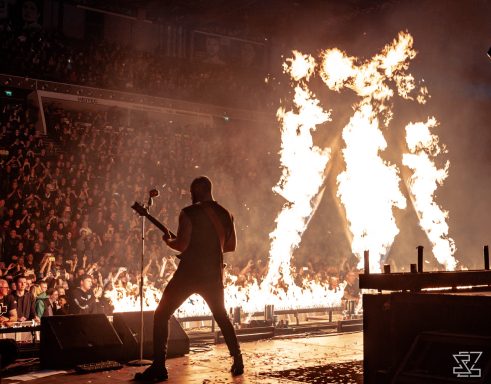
[191,176,213,203]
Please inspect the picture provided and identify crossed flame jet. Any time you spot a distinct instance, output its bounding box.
[264,30,457,294]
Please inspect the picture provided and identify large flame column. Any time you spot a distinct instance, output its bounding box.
[403,118,457,270]
[336,103,406,272]
[261,51,332,296]
[319,32,428,272]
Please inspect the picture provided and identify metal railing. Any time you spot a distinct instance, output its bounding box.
[0,73,273,122]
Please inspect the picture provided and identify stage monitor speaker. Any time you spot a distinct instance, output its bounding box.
[393,332,491,384]
[40,314,123,368]
[0,338,18,369]
[113,311,189,361]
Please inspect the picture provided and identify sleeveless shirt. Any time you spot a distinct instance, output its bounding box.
[176,201,234,283]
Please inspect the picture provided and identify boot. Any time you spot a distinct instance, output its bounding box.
[134,363,168,382]
[231,353,244,376]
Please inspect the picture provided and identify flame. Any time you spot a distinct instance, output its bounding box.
[319,32,424,271]
[261,50,331,296]
[105,282,161,313]
[319,31,455,272]
[335,103,406,272]
[402,118,457,270]
[284,50,317,82]
[320,49,355,91]
[108,273,345,316]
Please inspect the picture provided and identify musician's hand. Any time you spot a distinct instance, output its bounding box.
[162,235,173,247]
[19,316,26,322]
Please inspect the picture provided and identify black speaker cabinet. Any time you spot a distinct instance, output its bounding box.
[112,311,189,361]
[40,314,123,368]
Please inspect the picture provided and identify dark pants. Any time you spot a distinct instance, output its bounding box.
[153,270,240,364]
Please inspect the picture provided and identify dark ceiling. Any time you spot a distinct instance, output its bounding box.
[70,0,393,40]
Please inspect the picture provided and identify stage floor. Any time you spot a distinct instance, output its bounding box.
[3,331,363,384]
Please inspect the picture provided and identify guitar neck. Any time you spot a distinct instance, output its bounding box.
[145,214,176,238]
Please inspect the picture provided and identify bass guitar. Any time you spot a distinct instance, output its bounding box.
[131,201,177,240]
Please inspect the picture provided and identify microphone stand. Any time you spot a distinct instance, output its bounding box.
[128,196,153,366]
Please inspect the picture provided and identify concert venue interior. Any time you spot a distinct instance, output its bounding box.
[0,0,490,383]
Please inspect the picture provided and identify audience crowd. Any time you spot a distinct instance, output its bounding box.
[0,98,359,325]
[0,22,270,110]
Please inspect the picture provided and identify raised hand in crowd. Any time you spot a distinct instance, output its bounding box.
[159,256,167,278]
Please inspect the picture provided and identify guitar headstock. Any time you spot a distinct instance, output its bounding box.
[131,202,148,217]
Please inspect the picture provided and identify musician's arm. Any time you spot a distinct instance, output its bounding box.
[223,215,236,253]
[164,211,191,252]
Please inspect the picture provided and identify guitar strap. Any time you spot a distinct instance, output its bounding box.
[199,203,226,253]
